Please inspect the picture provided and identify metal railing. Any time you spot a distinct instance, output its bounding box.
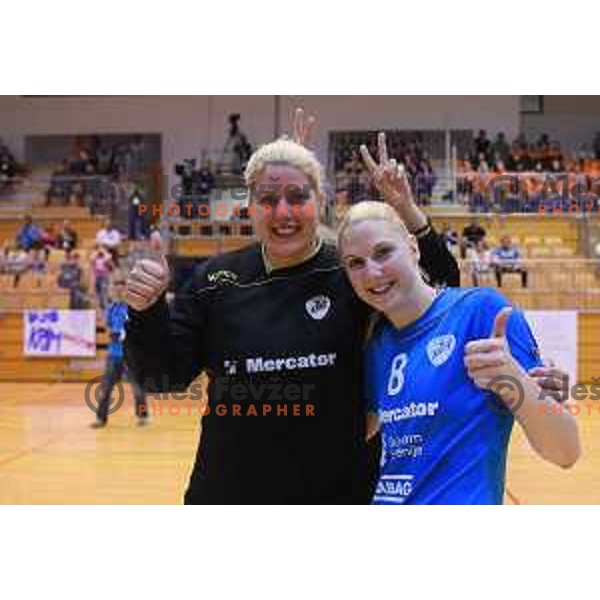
[459,258,600,306]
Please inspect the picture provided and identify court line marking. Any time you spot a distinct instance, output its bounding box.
[505,487,522,505]
[0,434,65,470]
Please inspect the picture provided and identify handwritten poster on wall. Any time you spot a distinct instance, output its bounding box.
[524,310,578,383]
[24,310,96,357]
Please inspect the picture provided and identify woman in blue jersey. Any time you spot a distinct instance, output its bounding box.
[337,155,581,504]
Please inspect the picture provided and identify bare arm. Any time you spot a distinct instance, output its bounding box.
[360,132,460,287]
[465,307,581,468]
[125,232,206,393]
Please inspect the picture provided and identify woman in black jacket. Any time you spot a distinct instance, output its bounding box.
[124,114,559,504]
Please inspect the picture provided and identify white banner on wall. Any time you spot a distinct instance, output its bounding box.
[524,311,578,383]
[24,309,96,357]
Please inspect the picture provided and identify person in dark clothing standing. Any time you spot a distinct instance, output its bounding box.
[92,275,149,428]
[57,220,79,252]
[460,218,487,258]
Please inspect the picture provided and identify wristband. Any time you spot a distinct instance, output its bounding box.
[410,218,432,239]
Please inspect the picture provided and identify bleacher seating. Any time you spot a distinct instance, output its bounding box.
[2,158,600,384]
[0,177,114,381]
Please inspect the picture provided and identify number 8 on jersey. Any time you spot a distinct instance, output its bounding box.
[387,353,408,396]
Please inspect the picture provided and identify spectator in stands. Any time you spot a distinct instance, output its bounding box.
[110,144,123,177]
[462,218,487,244]
[0,140,18,190]
[86,175,120,218]
[440,222,459,250]
[491,132,510,164]
[196,158,216,203]
[469,155,490,211]
[57,220,78,252]
[544,141,564,172]
[460,218,487,258]
[473,129,491,162]
[57,251,88,309]
[513,132,527,150]
[40,224,57,260]
[130,136,145,177]
[334,135,437,206]
[413,153,436,205]
[575,143,594,162]
[221,113,253,175]
[468,239,494,287]
[536,133,550,152]
[96,221,122,261]
[96,145,113,175]
[45,161,72,206]
[90,245,115,311]
[456,160,475,204]
[468,127,564,217]
[16,216,42,252]
[181,159,216,220]
[340,151,367,204]
[69,181,86,207]
[566,163,589,206]
[5,244,29,288]
[594,132,600,160]
[48,137,145,213]
[29,248,46,288]
[0,242,8,273]
[506,142,531,172]
[71,149,94,176]
[477,154,490,178]
[492,235,528,288]
[128,187,149,240]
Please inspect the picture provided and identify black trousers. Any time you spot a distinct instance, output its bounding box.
[183,433,382,505]
[97,356,148,422]
[494,265,528,288]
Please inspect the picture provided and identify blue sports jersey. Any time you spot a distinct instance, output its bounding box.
[365,287,542,505]
[106,301,129,360]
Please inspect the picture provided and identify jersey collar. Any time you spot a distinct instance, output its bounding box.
[261,237,323,275]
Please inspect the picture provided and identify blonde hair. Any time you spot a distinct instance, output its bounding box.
[244,138,324,197]
[338,202,426,343]
[337,201,411,250]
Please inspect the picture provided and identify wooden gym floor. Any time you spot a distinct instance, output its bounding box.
[0,382,598,504]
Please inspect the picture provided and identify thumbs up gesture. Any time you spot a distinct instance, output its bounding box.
[464,307,526,396]
[126,230,170,312]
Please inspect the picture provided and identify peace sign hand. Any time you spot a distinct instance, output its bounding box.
[291,107,316,147]
[360,132,414,211]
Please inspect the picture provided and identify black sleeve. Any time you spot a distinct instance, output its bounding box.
[125,262,211,393]
[417,224,461,288]
[363,432,382,503]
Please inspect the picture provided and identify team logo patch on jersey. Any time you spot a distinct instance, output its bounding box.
[305,295,331,320]
[426,334,456,367]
